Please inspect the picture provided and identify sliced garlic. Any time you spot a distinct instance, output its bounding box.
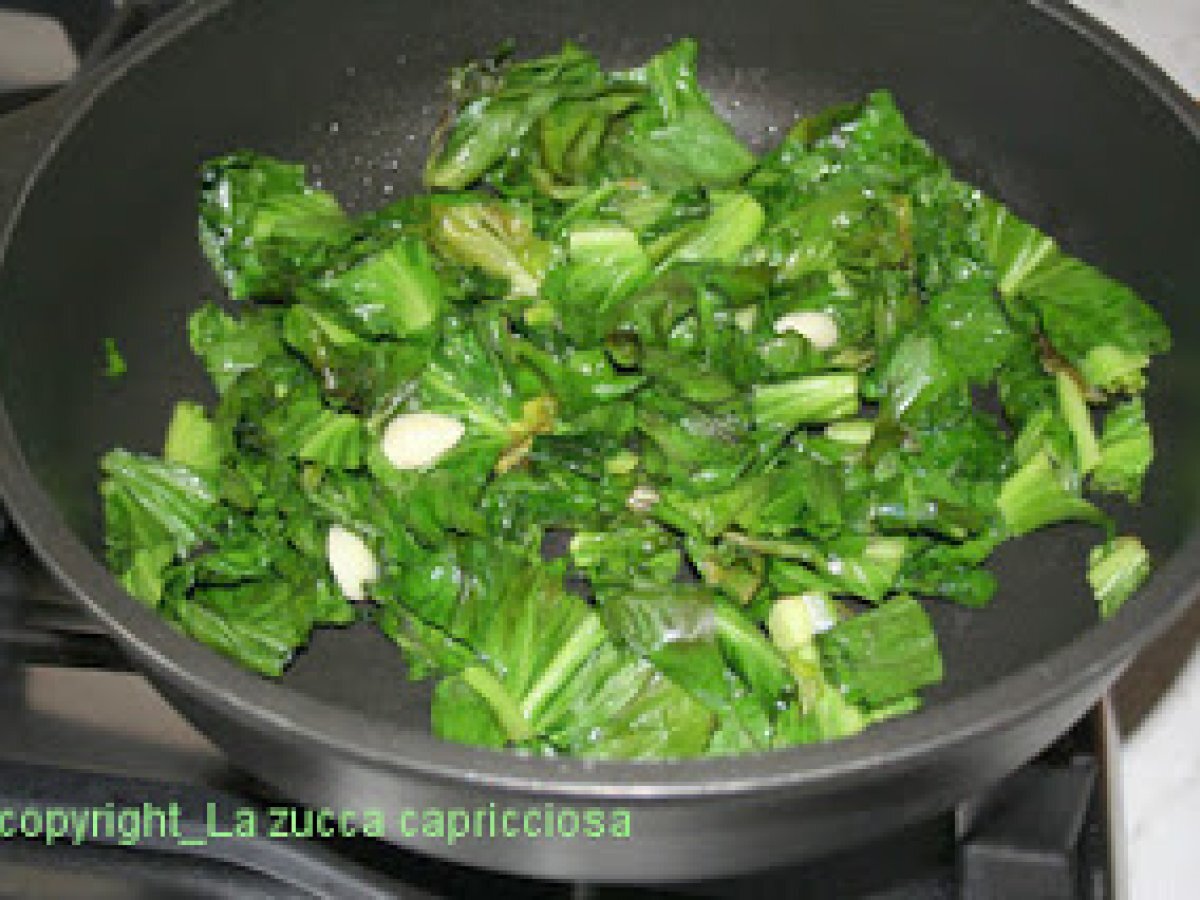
[768,592,837,650]
[381,412,465,470]
[627,486,660,512]
[768,595,813,651]
[773,311,839,350]
[326,525,378,602]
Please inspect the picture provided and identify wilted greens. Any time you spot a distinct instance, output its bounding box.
[100,39,1169,758]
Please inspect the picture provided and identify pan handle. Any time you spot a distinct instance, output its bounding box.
[0,2,157,235]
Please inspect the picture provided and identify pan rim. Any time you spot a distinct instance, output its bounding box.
[0,0,1197,800]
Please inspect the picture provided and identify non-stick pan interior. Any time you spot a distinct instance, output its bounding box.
[1,0,1198,731]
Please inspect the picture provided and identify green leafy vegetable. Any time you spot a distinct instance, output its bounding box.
[430,199,552,296]
[99,39,1170,760]
[816,595,943,707]
[1092,399,1153,501]
[604,39,756,189]
[103,338,127,378]
[997,450,1106,537]
[978,197,1171,395]
[187,304,283,394]
[1088,536,1150,619]
[101,449,220,563]
[316,236,443,338]
[753,374,860,431]
[199,152,350,299]
[1055,370,1101,476]
[163,401,223,473]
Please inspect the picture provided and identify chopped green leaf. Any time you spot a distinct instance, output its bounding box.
[1088,536,1150,619]
[997,449,1106,537]
[753,373,860,431]
[1092,399,1153,501]
[817,595,943,707]
[163,401,223,474]
[103,338,127,378]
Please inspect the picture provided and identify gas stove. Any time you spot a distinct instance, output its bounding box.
[0,4,1128,897]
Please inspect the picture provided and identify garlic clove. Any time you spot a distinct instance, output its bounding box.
[326,525,378,602]
[773,311,839,350]
[768,591,838,651]
[381,412,465,470]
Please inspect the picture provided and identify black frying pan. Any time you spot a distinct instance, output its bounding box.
[0,0,1197,883]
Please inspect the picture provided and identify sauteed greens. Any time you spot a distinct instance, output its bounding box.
[99,40,1170,758]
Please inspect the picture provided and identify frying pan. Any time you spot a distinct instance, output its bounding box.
[0,0,1197,883]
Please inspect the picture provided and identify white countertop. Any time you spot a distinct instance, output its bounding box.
[1065,4,1200,897]
[1072,0,1200,92]
[1114,601,1200,900]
